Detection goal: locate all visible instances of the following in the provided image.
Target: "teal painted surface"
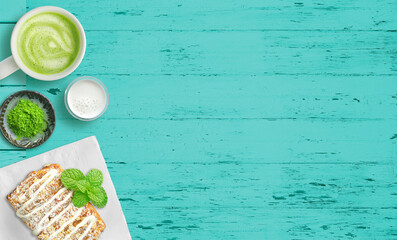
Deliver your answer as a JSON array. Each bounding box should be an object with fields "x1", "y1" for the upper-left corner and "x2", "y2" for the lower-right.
[
  {"x1": 1, "y1": 0, "x2": 397, "y2": 239},
  {"x1": 0, "y1": 0, "x2": 25, "y2": 22}
]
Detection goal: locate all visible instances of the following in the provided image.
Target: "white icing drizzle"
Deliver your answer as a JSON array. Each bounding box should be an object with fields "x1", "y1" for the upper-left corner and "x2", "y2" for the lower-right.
[
  {"x1": 16, "y1": 169, "x2": 58, "y2": 217},
  {"x1": 64, "y1": 215, "x2": 97, "y2": 240},
  {"x1": 32, "y1": 190, "x2": 73, "y2": 235},
  {"x1": 18, "y1": 187, "x2": 68, "y2": 218},
  {"x1": 47, "y1": 207, "x2": 84, "y2": 240},
  {"x1": 14, "y1": 169, "x2": 98, "y2": 239},
  {"x1": 34, "y1": 204, "x2": 73, "y2": 236}
]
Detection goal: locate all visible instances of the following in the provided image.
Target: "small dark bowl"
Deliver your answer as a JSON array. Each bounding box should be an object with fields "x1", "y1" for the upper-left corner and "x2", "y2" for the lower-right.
[{"x1": 0, "y1": 90, "x2": 56, "y2": 149}]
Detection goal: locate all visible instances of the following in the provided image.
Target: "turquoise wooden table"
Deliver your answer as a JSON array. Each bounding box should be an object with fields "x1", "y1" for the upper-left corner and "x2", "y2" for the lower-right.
[{"x1": 1, "y1": 0, "x2": 397, "y2": 239}]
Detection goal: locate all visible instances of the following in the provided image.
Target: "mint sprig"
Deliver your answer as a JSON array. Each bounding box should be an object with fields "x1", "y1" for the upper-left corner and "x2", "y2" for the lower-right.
[
  {"x1": 60, "y1": 169, "x2": 85, "y2": 191},
  {"x1": 61, "y1": 168, "x2": 108, "y2": 208},
  {"x1": 88, "y1": 186, "x2": 108, "y2": 208},
  {"x1": 73, "y1": 191, "x2": 90, "y2": 208},
  {"x1": 76, "y1": 179, "x2": 91, "y2": 193},
  {"x1": 86, "y1": 169, "x2": 103, "y2": 187}
]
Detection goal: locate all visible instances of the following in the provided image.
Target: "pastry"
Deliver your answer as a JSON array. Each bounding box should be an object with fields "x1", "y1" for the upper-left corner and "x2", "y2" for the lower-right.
[{"x1": 7, "y1": 164, "x2": 106, "y2": 240}]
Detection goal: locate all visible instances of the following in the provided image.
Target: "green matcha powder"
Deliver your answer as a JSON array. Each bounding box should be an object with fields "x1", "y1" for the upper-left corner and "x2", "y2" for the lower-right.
[{"x1": 7, "y1": 99, "x2": 47, "y2": 139}]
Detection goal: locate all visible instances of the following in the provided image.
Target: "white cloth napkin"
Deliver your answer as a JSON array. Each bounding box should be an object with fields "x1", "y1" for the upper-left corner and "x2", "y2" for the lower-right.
[{"x1": 0, "y1": 136, "x2": 132, "y2": 240}]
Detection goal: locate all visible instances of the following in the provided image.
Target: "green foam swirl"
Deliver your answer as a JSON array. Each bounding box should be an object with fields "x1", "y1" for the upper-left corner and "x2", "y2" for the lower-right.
[{"x1": 17, "y1": 12, "x2": 80, "y2": 75}]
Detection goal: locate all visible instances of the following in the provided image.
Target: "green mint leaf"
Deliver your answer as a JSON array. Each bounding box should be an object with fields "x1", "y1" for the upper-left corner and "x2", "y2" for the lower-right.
[
  {"x1": 88, "y1": 186, "x2": 108, "y2": 208},
  {"x1": 87, "y1": 186, "x2": 106, "y2": 202},
  {"x1": 76, "y1": 179, "x2": 91, "y2": 193},
  {"x1": 91, "y1": 198, "x2": 108, "y2": 208},
  {"x1": 86, "y1": 169, "x2": 103, "y2": 187},
  {"x1": 61, "y1": 169, "x2": 85, "y2": 191},
  {"x1": 72, "y1": 191, "x2": 90, "y2": 208}
]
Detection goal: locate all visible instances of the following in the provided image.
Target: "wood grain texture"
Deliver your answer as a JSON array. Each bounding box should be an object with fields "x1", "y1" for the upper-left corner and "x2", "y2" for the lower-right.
[
  {"x1": 68, "y1": 30, "x2": 397, "y2": 76},
  {"x1": 1, "y1": 0, "x2": 397, "y2": 239},
  {"x1": 26, "y1": 0, "x2": 397, "y2": 31},
  {"x1": 0, "y1": 0, "x2": 25, "y2": 22}
]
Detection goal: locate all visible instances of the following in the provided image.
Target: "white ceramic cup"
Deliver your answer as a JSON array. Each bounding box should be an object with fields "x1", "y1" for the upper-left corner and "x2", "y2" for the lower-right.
[{"x1": 0, "y1": 6, "x2": 86, "y2": 81}]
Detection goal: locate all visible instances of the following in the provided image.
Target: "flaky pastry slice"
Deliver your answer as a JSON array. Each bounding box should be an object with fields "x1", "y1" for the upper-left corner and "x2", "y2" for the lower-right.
[{"x1": 7, "y1": 164, "x2": 106, "y2": 240}]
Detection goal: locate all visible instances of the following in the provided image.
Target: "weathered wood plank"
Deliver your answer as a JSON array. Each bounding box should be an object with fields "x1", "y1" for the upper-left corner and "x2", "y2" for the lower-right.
[
  {"x1": 110, "y1": 163, "x2": 397, "y2": 239},
  {"x1": 69, "y1": 30, "x2": 397, "y2": 76},
  {"x1": 0, "y1": 24, "x2": 26, "y2": 85},
  {"x1": 27, "y1": 118, "x2": 397, "y2": 164},
  {"x1": 110, "y1": 163, "x2": 397, "y2": 208},
  {"x1": 0, "y1": 0, "x2": 25, "y2": 22},
  {"x1": 27, "y1": 0, "x2": 397, "y2": 31},
  {"x1": 0, "y1": 149, "x2": 26, "y2": 168},
  {"x1": 128, "y1": 207, "x2": 397, "y2": 239},
  {"x1": 28, "y1": 75, "x2": 397, "y2": 120}
]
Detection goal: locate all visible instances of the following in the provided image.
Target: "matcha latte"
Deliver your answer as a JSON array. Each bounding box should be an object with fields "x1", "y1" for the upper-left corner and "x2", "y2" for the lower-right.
[{"x1": 17, "y1": 12, "x2": 80, "y2": 75}]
